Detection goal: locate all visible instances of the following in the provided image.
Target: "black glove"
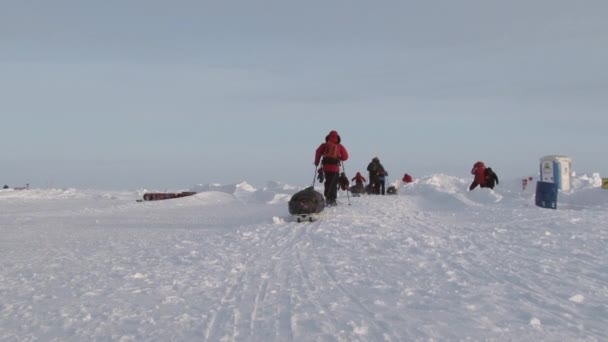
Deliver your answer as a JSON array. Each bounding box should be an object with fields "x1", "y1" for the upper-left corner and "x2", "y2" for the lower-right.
[{"x1": 317, "y1": 169, "x2": 325, "y2": 183}]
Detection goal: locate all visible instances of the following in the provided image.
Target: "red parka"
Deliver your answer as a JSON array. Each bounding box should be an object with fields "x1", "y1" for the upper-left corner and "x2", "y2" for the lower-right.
[
  {"x1": 351, "y1": 172, "x2": 367, "y2": 184},
  {"x1": 402, "y1": 173, "x2": 413, "y2": 183},
  {"x1": 314, "y1": 131, "x2": 349, "y2": 173},
  {"x1": 471, "y1": 161, "x2": 486, "y2": 185}
]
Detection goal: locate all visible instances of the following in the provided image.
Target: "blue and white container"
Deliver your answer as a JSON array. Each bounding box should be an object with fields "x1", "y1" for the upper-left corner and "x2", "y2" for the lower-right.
[
  {"x1": 539, "y1": 155, "x2": 572, "y2": 191},
  {"x1": 535, "y1": 181, "x2": 558, "y2": 209}
]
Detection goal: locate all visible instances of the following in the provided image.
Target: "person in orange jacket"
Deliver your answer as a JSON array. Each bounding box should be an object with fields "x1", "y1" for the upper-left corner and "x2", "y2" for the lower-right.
[
  {"x1": 314, "y1": 130, "x2": 349, "y2": 206},
  {"x1": 469, "y1": 161, "x2": 487, "y2": 191}
]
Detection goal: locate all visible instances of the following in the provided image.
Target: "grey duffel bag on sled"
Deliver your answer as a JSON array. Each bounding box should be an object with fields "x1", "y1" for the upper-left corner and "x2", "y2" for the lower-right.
[{"x1": 288, "y1": 186, "x2": 325, "y2": 215}]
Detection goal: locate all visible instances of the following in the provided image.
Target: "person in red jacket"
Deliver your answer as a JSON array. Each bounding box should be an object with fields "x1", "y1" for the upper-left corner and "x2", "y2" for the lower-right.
[
  {"x1": 402, "y1": 173, "x2": 413, "y2": 184},
  {"x1": 351, "y1": 172, "x2": 366, "y2": 186},
  {"x1": 469, "y1": 161, "x2": 486, "y2": 191},
  {"x1": 314, "y1": 130, "x2": 349, "y2": 206},
  {"x1": 350, "y1": 172, "x2": 366, "y2": 196}
]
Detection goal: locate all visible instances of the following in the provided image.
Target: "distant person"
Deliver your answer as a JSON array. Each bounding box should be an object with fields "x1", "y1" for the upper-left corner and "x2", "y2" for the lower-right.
[
  {"x1": 377, "y1": 170, "x2": 388, "y2": 195},
  {"x1": 469, "y1": 161, "x2": 498, "y2": 190},
  {"x1": 350, "y1": 172, "x2": 366, "y2": 196},
  {"x1": 314, "y1": 130, "x2": 349, "y2": 206},
  {"x1": 351, "y1": 172, "x2": 366, "y2": 187},
  {"x1": 522, "y1": 176, "x2": 533, "y2": 191},
  {"x1": 2, "y1": 185, "x2": 8, "y2": 189},
  {"x1": 366, "y1": 157, "x2": 385, "y2": 194},
  {"x1": 402, "y1": 173, "x2": 413, "y2": 184}
]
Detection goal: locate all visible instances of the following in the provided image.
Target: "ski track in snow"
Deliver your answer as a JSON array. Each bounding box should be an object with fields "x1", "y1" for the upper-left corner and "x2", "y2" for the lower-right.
[{"x1": 1, "y1": 178, "x2": 607, "y2": 341}]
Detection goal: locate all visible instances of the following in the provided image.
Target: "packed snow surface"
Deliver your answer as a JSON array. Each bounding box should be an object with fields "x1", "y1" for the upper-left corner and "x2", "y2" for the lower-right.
[{"x1": 1, "y1": 175, "x2": 607, "y2": 341}]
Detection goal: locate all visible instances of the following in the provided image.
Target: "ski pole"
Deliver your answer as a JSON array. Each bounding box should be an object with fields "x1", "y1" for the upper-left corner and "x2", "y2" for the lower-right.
[
  {"x1": 312, "y1": 165, "x2": 318, "y2": 187},
  {"x1": 341, "y1": 162, "x2": 351, "y2": 205}
]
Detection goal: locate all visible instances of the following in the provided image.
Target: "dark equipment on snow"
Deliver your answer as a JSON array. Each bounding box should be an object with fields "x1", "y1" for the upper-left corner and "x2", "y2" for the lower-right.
[
  {"x1": 386, "y1": 186, "x2": 397, "y2": 195},
  {"x1": 338, "y1": 172, "x2": 349, "y2": 191},
  {"x1": 350, "y1": 184, "x2": 365, "y2": 196},
  {"x1": 142, "y1": 191, "x2": 197, "y2": 201},
  {"x1": 365, "y1": 183, "x2": 375, "y2": 195},
  {"x1": 288, "y1": 186, "x2": 326, "y2": 215}
]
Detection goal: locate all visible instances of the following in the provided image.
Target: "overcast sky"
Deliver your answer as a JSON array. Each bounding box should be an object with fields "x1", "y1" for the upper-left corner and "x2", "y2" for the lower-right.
[{"x1": 2, "y1": 0, "x2": 607, "y2": 189}]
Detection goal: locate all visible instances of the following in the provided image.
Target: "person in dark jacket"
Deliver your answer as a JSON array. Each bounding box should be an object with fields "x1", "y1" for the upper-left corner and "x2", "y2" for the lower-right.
[
  {"x1": 367, "y1": 157, "x2": 385, "y2": 194},
  {"x1": 314, "y1": 130, "x2": 349, "y2": 206}
]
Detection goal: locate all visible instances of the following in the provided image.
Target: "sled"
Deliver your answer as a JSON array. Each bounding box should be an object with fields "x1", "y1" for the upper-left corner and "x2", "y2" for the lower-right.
[
  {"x1": 349, "y1": 184, "x2": 365, "y2": 197},
  {"x1": 142, "y1": 191, "x2": 197, "y2": 201},
  {"x1": 293, "y1": 213, "x2": 321, "y2": 223}
]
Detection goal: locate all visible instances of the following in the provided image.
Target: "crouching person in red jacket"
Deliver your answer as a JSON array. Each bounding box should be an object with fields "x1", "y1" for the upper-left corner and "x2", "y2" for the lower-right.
[
  {"x1": 469, "y1": 161, "x2": 486, "y2": 191},
  {"x1": 350, "y1": 172, "x2": 366, "y2": 196}
]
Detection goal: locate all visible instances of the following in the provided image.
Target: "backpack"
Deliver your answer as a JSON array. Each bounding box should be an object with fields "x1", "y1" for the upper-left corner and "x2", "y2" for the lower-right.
[
  {"x1": 377, "y1": 166, "x2": 386, "y2": 180},
  {"x1": 484, "y1": 167, "x2": 498, "y2": 188},
  {"x1": 322, "y1": 142, "x2": 340, "y2": 165}
]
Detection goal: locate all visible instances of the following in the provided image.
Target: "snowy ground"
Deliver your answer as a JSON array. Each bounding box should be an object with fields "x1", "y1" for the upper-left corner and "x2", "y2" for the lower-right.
[{"x1": 1, "y1": 174, "x2": 607, "y2": 341}]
